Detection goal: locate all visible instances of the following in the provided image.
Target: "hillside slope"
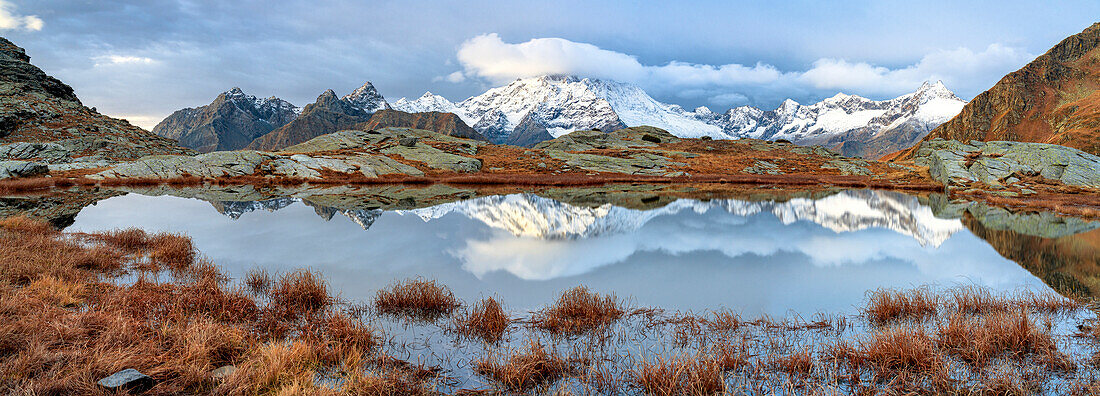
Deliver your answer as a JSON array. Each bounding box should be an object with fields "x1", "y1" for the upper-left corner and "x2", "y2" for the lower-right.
[
  {"x1": 358, "y1": 109, "x2": 487, "y2": 141},
  {"x1": 0, "y1": 37, "x2": 190, "y2": 160},
  {"x1": 895, "y1": 23, "x2": 1100, "y2": 159}
]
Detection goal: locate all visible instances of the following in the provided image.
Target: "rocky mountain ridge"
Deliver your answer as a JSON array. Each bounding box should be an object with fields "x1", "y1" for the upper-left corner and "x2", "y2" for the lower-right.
[
  {"x1": 390, "y1": 76, "x2": 965, "y2": 155},
  {"x1": 152, "y1": 87, "x2": 299, "y2": 152}
]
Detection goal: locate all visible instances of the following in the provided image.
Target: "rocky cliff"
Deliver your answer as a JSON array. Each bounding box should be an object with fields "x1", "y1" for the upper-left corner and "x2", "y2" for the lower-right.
[
  {"x1": 896, "y1": 23, "x2": 1100, "y2": 159},
  {"x1": 152, "y1": 88, "x2": 298, "y2": 152},
  {"x1": 0, "y1": 37, "x2": 191, "y2": 162}
]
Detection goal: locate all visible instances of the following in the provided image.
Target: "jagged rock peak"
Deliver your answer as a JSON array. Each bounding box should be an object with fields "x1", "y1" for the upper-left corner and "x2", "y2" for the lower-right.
[{"x1": 341, "y1": 82, "x2": 390, "y2": 113}]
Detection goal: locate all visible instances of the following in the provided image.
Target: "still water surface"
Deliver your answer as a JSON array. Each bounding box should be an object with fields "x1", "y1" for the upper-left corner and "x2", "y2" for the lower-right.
[{"x1": 64, "y1": 189, "x2": 1063, "y2": 316}]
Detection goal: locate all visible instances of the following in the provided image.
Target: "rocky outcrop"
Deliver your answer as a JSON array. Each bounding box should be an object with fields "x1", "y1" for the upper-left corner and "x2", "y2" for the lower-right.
[
  {"x1": 898, "y1": 23, "x2": 1100, "y2": 158},
  {"x1": 281, "y1": 127, "x2": 485, "y2": 154},
  {"x1": 533, "y1": 126, "x2": 680, "y2": 151},
  {"x1": 380, "y1": 142, "x2": 482, "y2": 173},
  {"x1": 152, "y1": 88, "x2": 298, "y2": 152},
  {"x1": 89, "y1": 150, "x2": 425, "y2": 180},
  {"x1": 0, "y1": 141, "x2": 70, "y2": 163},
  {"x1": 358, "y1": 109, "x2": 486, "y2": 141},
  {"x1": 0, "y1": 160, "x2": 47, "y2": 179},
  {"x1": 247, "y1": 90, "x2": 372, "y2": 151},
  {"x1": 0, "y1": 37, "x2": 191, "y2": 160},
  {"x1": 912, "y1": 139, "x2": 1100, "y2": 188}
]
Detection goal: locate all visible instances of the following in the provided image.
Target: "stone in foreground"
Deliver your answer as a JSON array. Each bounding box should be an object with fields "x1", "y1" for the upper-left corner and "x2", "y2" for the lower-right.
[{"x1": 97, "y1": 368, "x2": 154, "y2": 392}]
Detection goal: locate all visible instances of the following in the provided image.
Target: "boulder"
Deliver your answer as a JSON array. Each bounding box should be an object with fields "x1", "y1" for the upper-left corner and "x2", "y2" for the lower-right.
[
  {"x1": 913, "y1": 139, "x2": 1100, "y2": 188},
  {"x1": 97, "y1": 368, "x2": 153, "y2": 392},
  {"x1": 399, "y1": 137, "x2": 418, "y2": 147},
  {"x1": 0, "y1": 160, "x2": 47, "y2": 179}
]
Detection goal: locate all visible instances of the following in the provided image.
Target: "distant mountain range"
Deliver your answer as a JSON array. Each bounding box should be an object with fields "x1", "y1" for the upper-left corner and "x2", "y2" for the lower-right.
[{"x1": 154, "y1": 75, "x2": 965, "y2": 158}]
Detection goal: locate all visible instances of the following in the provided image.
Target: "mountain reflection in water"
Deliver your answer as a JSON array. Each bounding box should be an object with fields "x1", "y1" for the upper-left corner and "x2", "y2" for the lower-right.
[{"x1": 62, "y1": 189, "x2": 1095, "y2": 314}]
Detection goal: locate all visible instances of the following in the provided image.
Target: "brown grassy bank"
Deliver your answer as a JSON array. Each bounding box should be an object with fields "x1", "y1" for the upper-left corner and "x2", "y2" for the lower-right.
[{"x1": 3, "y1": 218, "x2": 1100, "y2": 394}]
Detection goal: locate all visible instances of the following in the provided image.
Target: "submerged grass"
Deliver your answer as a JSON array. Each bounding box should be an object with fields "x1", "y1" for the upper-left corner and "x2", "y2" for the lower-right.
[
  {"x1": 453, "y1": 296, "x2": 510, "y2": 343},
  {"x1": 531, "y1": 286, "x2": 624, "y2": 336},
  {"x1": 1, "y1": 217, "x2": 1097, "y2": 394},
  {"x1": 373, "y1": 278, "x2": 460, "y2": 321}
]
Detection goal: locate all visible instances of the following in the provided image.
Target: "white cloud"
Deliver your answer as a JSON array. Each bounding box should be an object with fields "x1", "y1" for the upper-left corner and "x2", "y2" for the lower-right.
[
  {"x1": 0, "y1": 0, "x2": 42, "y2": 31},
  {"x1": 453, "y1": 34, "x2": 1036, "y2": 107},
  {"x1": 457, "y1": 33, "x2": 648, "y2": 83},
  {"x1": 94, "y1": 55, "x2": 157, "y2": 67},
  {"x1": 799, "y1": 44, "x2": 1034, "y2": 97},
  {"x1": 435, "y1": 71, "x2": 466, "y2": 83}
]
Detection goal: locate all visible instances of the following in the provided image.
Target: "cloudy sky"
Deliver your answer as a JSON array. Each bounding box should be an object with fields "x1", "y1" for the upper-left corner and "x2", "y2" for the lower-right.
[{"x1": 3, "y1": 1, "x2": 1097, "y2": 129}]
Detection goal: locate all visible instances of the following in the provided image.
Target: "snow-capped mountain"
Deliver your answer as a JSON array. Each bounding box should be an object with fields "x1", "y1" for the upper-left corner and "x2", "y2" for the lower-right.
[
  {"x1": 709, "y1": 81, "x2": 965, "y2": 148},
  {"x1": 455, "y1": 75, "x2": 630, "y2": 143},
  {"x1": 341, "y1": 82, "x2": 391, "y2": 113},
  {"x1": 398, "y1": 190, "x2": 963, "y2": 247},
  {"x1": 392, "y1": 92, "x2": 466, "y2": 116},
  {"x1": 389, "y1": 76, "x2": 962, "y2": 154}
]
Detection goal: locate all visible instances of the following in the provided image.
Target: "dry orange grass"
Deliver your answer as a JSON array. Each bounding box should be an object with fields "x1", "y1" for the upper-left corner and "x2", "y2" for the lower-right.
[
  {"x1": 531, "y1": 286, "x2": 623, "y2": 336},
  {"x1": 147, "y1": 233, "x2": 195, "y2": 270},
  {"x1": 864, "y1": 287, "x2": 939, "y2": 325},
  {"x1": 475, "y1": 339, "x2": 574, "y2": 393},
  {"x1": 631, "y1": 354, "x2": 725, "y2": 396},
  {"x1": 0, "y1": 218, "x2": 396, "y2": 395},
  {"x1": 453, "y1": 296, "x2": 510, "y2": 343},
  {"x1": 768, "y1": 347, "x2": 814, "y2": 377},
  {"x1": 244, "y1": 268, "x2": 273, "y2": 296},
  {"x1": 858, "y1": 325, "x2": 946, "y2": 385},
  {"x1": 373, "y1": 278, "x2": 460, "y2": 321},
  {"x1": 936, "y1": 310, "x2": 1072, "y2": 371}
]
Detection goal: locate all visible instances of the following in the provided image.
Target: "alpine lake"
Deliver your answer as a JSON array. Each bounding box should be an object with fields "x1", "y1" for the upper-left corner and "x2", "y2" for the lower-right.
[{"x1": 5, "y1": 183, "x2": 1100, "y2": 392}]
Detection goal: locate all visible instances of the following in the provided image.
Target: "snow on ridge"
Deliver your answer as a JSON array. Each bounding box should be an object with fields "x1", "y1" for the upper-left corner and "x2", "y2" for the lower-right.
[{"x1": 376, "y1": 75, "x2": 965, "y2": 145}]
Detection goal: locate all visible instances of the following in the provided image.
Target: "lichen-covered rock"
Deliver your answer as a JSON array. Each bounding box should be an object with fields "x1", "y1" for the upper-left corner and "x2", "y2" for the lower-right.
[
  {"x1": 533, "y1": 126, "x2": 680, "y2": 151},
  {"x1": 90, "y1": 149, "x2": 429, "y2": 180},
  {"x1": 0, "y1": 160, "x2": 47, "y2": 179},
  {"x1": 744, "y1": 160, "x2": 782, "y2": 175},
  {"x1": 0, "y1": 141, "x2": 70, "y2": 163},
  {"x1": 545, "y1": 150, "x2": 683, "y2": 176},
  {"x1": 821, "y1": 158, "x2": 872, "y2": 175},
  {"x1": 92, "y1": 151, "x2": 275, "y2": 179},
  {"x1": 913, "y1": 139, "x2": 1100, "y2": 188},
  {"x1": 381, "y1": 144, "x2": 481, "y2": 173},
  {"x1": 282, "y1": 127, "x2": 485, "y2": 154}
]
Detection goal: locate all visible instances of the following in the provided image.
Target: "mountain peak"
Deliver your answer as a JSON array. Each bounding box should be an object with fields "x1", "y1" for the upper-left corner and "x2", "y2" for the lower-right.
[
  {"x1": 777, "y1": 98, "x2": 801, "y2": 112},
  {"x1": 341, "y1": 82, "x2": 389, "y2": 113}
]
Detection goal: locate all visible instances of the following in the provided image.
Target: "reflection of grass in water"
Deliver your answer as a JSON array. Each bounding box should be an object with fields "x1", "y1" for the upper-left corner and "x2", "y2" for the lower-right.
[{"x1": 5, "y1": 216, "x2": 1100, "y2": 394}]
